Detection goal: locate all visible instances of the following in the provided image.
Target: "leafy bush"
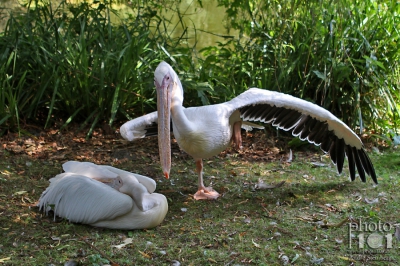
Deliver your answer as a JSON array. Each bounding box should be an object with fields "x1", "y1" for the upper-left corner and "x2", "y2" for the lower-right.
[
  {"x1": 201, "y1": 0, "x2": 400, "y2": 140},
  {"x1": 0, "y1": 0, "x2": 398, "y2": 142},
  {"x1": 0, "y1": 0, "x2": 171, "y2": 136}
]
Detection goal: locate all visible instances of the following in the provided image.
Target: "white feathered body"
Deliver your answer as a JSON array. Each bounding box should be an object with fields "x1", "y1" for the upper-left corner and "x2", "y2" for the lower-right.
[
  {"x1": 120, "y1": 62, "x2": 376, "y2": 184},
  {"x1": 38, "y1": 162, "x2": 168, "y2": 230},
  {"x1": 172, "y1": 104, "x2": 240, "y2": 159}
]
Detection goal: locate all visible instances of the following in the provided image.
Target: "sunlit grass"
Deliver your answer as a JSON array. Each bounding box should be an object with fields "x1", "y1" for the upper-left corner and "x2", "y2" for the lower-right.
[{"x1": 0, "y1": 135, "x2": 399, "y2": 265}]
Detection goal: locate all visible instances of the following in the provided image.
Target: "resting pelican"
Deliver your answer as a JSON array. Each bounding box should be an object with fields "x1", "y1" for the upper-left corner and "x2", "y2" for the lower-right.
[
  {"x1": 120, "y1": 61, "x2": 377, "y2": 200},
  {"x1": 38, "y1": 161, "x2": 168, "y2": 229}
]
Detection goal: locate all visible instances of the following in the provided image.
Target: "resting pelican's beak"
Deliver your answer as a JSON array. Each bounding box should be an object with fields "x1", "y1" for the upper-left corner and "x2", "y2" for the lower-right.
[{"x1": 155, "y1": 75, "x2": 172, "y2": 179}]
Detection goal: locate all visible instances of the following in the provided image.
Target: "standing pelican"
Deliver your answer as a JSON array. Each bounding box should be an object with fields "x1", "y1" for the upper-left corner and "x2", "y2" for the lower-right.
[
  {"x1": 38, "y1": 161, "x2": 168, "y2": 229},
  {"x1": 120, "y1": 61, "x2": 377, "y2": 200}
]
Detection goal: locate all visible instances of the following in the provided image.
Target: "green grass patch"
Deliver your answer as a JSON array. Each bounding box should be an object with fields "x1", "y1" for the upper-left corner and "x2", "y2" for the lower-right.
[
  {"x1": 0, "y1": 0, "x2": 399, "y2": 142},
  {"x1": 0, "y1": 134, "x2": 399, "y2": 265}
]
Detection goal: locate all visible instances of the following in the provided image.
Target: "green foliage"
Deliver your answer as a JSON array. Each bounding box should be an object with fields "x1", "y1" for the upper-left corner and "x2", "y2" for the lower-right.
[
  {"x1": 0, "y1": 0, "x2": 171, "y2": 136},
  {"x1": 87, "y1": 254, "x2": 109, "y2": 266},
  {"x1": 207, "y1": 0, "x2": 400, "y2": 138},
  {"x1": 0, "y1": 0, "x2": 399, "y2": 141}
]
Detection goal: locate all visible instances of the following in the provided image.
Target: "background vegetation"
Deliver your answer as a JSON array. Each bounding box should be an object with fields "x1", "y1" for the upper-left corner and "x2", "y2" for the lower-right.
[
  {"x1": 1, "y1": 1, "x2": 399, "y2": 265},
  {"x1": 0, "y1": 0, "x2": 399, "y2": 141}
]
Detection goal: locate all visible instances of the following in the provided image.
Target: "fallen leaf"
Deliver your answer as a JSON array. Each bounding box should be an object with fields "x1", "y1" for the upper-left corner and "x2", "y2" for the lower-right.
[
  {"x1": 310, "y1": 162, "x2": 326, "y2": 168},
  {"x1": 337, "y1": 256, "x2": 356, "y2": 262},
  {"x1": 364, "y1": 197, "x2": 379, "y2": 204},
  {"x1": 0, "y1": 257, "x2": 11, "y2": 263},
  {"x1": 14, "y1": 191, "x2": 27, "y2": 195},
  {"x1": 255, "y1": 180, "x2": 285, "y2": 190},
  {"x1": 138, "y1": 250, "x2": 152, "y2": 259},
  {"x1": 310, "y1": 257, "x2": 324, "y2": 264},
  {"x1": 335, "y1": 238, "x2": 343, "y2": 244},
  {"x1": 0, "y1": 170, "x2": 11, "y2": 176},
  {"x1": 252, "y1": 239, "x2": 260, "y2": 248},
  {"x1": 112, "y1": 238, "x2": 133, "y2": 249},
  {"x1": 56, "y1": 245, "x2": 70, "y2": 250},
  {"x1": 291, "y1": 254, "x2": 300, "y2": 263}
]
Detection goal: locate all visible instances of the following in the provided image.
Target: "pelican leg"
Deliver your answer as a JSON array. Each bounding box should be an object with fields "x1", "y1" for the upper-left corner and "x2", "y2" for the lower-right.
[
  {"x1": 231, "y1": 121, "x2": 243, "y2": 149},
  {"x1": 193, "y1": 159, "x2": 220, "y2": 200}
]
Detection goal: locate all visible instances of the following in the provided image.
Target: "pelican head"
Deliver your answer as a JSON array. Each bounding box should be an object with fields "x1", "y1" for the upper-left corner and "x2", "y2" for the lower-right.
[{"x1": 154, "y1": 61, "x2": 180, "y2": 179}]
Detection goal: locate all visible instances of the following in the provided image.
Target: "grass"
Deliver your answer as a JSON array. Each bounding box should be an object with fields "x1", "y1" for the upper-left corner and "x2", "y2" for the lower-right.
[
  {"x1": 0, "y1": 0, "x2": 170, "y2": 136},
  {"x1": 0, "y1": 1, "x2": 399, "y2": 265},
  {"x1": 0, "y1": 130, "x2": 399, "y2": 265}
]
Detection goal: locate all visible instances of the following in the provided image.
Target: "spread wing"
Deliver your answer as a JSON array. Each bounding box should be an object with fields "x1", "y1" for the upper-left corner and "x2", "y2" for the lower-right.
[
  {"x1": 225, "y1": 88, "x2": 376, "y2": 183},
  {"x1": 120, "y1": 111, "x2": 159, "y2": 141}
]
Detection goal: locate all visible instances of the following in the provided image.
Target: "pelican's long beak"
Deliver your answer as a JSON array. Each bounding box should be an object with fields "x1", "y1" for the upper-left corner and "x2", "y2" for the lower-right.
[{"x1": 155, "y1": 75, "x2": 172, "y2": 179}]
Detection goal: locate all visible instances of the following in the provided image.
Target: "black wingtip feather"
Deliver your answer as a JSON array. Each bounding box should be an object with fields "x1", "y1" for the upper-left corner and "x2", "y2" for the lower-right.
[
  {"x1": 239, "y1": 103, "x2": 378, "y2": 184},
  {"x1": 358, "y1": 149, "x2": 378, "y2": 184},
  {"x1": 329, "y1": 140, "x2": 338, "y2": 165},
  {"x1": 346, "y1": 146, "x2": 356, "y2": 181},
  {"x1": 335, "y1": 138, "x2": 345, "y2": 174},
  {"x1": 352, "y1": 147, "x2": 366, "y2": 182}
]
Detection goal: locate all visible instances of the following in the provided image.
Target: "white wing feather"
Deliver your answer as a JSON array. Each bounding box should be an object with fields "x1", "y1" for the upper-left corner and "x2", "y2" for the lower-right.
[
  {"x1": 39, "y1": 173, "x2": 133, "y2": 224},
  {"x1": 120, "y1": 111, "x2": 158, "y2": 141},
  {"x1": 226, "y1": 88, "x2": 362, "y2": 148},
  {"x1": 62, "y1": 161, "x2": 119, "y2": 179}
]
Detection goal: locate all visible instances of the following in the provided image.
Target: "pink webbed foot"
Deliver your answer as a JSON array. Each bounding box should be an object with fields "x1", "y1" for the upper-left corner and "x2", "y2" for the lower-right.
[{"x1": 193, "y1": 187, "x2": 220, "y2": 200}]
